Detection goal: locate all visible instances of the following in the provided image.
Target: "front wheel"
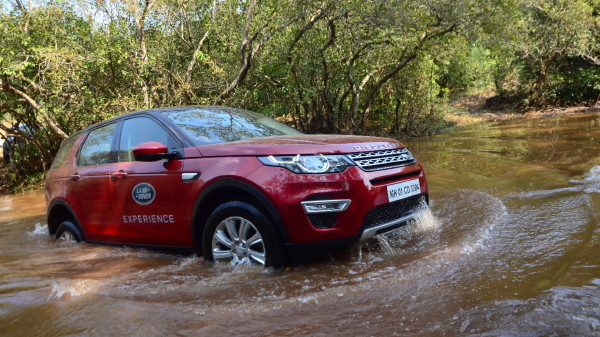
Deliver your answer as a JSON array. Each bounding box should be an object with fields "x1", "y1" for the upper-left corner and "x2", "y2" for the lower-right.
[
  {"x1": 54, "y1": 220, "x2": 83, "y2": 242},
  {"x1": 202, "y1": 201, "x2": 287, "y2": 267}
]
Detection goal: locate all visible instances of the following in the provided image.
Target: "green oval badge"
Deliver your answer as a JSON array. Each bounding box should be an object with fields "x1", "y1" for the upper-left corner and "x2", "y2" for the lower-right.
[{"x1": 132, "y1": 183, "x2": 156, "y2": 205}]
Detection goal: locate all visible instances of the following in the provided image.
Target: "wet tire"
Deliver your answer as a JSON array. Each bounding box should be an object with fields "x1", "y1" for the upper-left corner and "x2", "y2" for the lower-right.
[
  {"x1": 202, "y1": 201, "x2": 287, "y2": 267},
  {"x1": 54, "y1": 220, "x2": 83, "y2": 242}
]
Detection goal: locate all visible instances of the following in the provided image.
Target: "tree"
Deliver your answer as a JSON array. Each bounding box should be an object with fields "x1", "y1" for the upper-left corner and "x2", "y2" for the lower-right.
[
  {"x1": 0, "y1": 0, "x2": 597, "y2": 190},
  {"x1": 0, "y1": 3, "x2": 96, "y2": 172},
  {"x1": 489, "y1": 0, "x2": 599, "y2": 106},
  {"x1": 249, "y1": 0, "x2": 503, "y2": 135}
]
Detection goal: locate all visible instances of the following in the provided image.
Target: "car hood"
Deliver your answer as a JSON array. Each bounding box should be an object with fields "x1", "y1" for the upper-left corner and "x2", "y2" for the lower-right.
[{"x1": 196, "y1": 134, "x2": 406, "y2": 157}]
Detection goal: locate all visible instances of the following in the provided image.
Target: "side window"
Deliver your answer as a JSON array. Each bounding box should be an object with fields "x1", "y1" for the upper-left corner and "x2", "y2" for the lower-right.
[
  {"x1": 78, "y1": 123, "x2": 117, "y2": 166},
  {"x1": 118, "y1": 117, "x2": 177, "y2": 162},
  {"x1": 50, "y1": 135, "x2": 79, "y2": 169}
]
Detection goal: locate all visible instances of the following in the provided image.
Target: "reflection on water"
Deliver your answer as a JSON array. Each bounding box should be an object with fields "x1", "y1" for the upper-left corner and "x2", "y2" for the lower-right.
[{"x1": 2, "y1": 113, "x2": 600, "y2": 336}]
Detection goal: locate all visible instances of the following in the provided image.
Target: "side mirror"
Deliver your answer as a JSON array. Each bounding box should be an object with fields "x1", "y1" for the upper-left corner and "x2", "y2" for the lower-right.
[{"x1": 132, "y1": 141, "x2": 179, "y2": 162}]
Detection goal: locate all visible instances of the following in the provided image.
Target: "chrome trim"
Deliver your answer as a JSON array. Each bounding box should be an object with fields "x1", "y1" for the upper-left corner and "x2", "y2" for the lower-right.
[
  {"x1": 301, "y1": 199, "x2": 351, "y2": 214},
  {"x1": 347, "y1": 148, "x2": 416, "y2": 172},
  {"x1": 353, "y1": 143, "x2": 399, "y2": 151},
  {"x1": 357, "y1": 213, "x2": 416, "y2": 244},
  {"x1": 348, "y1": 148, "x2": 409, "y2": 159},
  {"x1": 182, "y1": 172, "x2": 200, "y2": 182}
]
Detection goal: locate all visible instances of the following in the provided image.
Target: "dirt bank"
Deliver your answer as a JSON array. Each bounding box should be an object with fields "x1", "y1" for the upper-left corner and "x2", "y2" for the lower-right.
[{"x1": 445, "y1": 94, "x2": 600, "y2": 126}]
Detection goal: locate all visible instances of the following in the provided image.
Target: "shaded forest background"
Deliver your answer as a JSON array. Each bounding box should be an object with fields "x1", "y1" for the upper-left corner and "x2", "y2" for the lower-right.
[{"x1": 0, "y1": 0, "x2": 599, "y2": 189}]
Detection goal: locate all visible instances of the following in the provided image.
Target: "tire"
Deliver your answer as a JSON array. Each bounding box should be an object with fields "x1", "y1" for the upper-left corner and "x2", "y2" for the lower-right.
[
  {"x1": 202, "y1": 201, "x2": 287, "y2": 267},
  {"x1": 54, "y1": 220, "x2": 84, "y2": 242}
]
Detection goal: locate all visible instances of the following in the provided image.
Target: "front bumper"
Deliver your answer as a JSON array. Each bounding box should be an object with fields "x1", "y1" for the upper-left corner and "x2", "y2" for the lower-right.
[
  {"x1": 246, "y1": 163, "x2": 428, "y2": 246},
  {"x1": 358, "y1": 208, "x2": 419, "y2": 244}
]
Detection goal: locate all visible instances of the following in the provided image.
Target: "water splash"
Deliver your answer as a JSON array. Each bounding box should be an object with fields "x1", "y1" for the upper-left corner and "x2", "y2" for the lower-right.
[
  {"x1": 373, "y1": 204, "x2": 440, "y2": 255},
  {"x1": 49, "y1": 279, "x2": 103, "y2": 299},
  {"x1": 512, "y1": 166, "x2": 600, "y2": 199},
  {"x1": 27, "y1": 223, "x2": 49, "y2": 236},
  {"x1": 446, "y1": 190, "x2": 506, "y2": 255},
  {"x1": 349, "y1": 200, "x2": 445, "y2": 263},
  {"x1": 571, "y1": 166, "x2": 600, "y2": 193},
  {"x1": 453, "y1": 285, "x2": 600, "y2": 336}
]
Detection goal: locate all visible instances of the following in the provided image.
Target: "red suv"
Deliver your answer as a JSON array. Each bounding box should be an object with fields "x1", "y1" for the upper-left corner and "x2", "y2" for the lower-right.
[{"x1": 45, "y1": 106, "x2": 428, "y2": 266}]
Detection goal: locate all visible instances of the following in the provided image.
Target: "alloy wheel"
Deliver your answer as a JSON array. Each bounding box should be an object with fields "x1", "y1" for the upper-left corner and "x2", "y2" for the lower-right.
[{"x1": 211, "y1": 216, "x2": 266, "y2": 266}]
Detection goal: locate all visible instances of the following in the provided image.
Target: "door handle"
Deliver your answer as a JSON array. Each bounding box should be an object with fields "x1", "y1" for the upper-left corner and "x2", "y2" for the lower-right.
[
  {"x1": 69, "y1": 174, "x2": 81, "y2": 181},
  {"x1": 111, "y1": 171, "x2": 128, "y2": 180}
]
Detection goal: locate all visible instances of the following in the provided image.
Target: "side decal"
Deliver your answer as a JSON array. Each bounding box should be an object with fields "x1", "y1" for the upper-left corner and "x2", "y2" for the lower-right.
[{"x1": 132, "y1": 183, "x2": 156, "y2": 205}]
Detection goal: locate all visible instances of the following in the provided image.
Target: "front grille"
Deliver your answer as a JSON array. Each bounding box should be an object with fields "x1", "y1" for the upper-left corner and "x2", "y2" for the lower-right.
[
  {"x1": 347, "y1": 148, "x2": 416, "y2": 171},
  {"x1": 362, "y1": 195, "x2": 425, "y2": 230}
]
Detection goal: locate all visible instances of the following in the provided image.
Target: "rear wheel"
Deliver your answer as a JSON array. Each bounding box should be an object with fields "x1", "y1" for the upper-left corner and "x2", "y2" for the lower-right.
[
  {"x1": 202, "y1": 201, "x2": 286, "y2": 267},
  {"x1": 55, "y1": 220, "x2": 83, "y2": 242}
]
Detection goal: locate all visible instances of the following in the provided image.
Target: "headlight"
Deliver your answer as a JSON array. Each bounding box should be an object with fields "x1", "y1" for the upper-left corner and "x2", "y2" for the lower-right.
[{"x1": 258, "y1": 154, "x2": 353, "y2": 174}]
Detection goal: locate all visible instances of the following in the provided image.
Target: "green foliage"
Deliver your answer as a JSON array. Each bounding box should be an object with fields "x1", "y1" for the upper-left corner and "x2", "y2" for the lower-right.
[
  {"x1": 436, "y1": 42, "x2": 496, "y2": 99},
  {"x1": 0, "y1": 0, "x2": 598, "y2": 191},
  {"x1": 489, "y1": 0, "x2": 599, "y2": 106}
]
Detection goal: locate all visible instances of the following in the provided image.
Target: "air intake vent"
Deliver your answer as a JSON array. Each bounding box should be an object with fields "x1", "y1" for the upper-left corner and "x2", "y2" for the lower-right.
[
  {"x1": 347, "y1": 148, "x2": 416, "y2": 171},
  {"x1": 362, "y1": 195, "x2": 425, "y2": 230}
]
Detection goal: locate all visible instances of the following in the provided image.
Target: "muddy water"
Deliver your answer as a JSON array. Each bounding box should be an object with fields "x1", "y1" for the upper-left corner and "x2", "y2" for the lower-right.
[{"x1": 2, "y1": 113, "x2": 600, "y2": 336}]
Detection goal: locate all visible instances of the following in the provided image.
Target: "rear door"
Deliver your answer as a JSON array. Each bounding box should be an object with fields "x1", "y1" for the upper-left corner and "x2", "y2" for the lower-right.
[
  {"x1": 66, "y1": 122, "x2": 121, "y2": 241},
  {"x1": 110, "y1": 116, "x2": 187, "y2": 246}
]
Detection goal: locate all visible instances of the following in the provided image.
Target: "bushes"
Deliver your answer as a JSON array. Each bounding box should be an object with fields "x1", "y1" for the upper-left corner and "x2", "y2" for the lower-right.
[
  {"x1": 0, "y1": 0, "x2": 598, "y2": 191},
  {"x1": 489, "y1": 0, "x2": 599, "y2": 107}
]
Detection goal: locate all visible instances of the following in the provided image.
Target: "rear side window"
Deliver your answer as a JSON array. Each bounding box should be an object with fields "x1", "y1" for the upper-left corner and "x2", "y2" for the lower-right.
[
  {"x1": 78, "y1": 123, "x2": 117, "y2": 166},
  {"x1": 118, "y1": 117, "x2": 178, "y2": 162},
  {"x1": 50, "y1": 136, "x2": 78, "y2": 170}
]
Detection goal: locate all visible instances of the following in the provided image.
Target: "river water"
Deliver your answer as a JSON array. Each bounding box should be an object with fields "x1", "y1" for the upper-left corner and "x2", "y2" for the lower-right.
[{"x1": 2, "y1": 113, "x2": 600, "y2": 336}]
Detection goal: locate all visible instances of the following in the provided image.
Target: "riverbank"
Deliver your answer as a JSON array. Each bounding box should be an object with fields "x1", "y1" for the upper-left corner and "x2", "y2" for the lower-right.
[
  {"x1": 0, "y1": 162, "x2": 46, "y2": 195},
  {"x1": 445, "y1": 94, "x2": 600, "y2": 127}
]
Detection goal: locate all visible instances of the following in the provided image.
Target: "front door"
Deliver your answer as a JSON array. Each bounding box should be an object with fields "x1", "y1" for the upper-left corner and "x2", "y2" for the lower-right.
[{"x1": 110, "y1": 116, "x2": 187, "y2": 246}]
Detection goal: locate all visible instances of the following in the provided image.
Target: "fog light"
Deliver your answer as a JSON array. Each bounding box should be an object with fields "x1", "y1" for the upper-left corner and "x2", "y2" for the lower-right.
[{"x1": 301, "y1": 199, "x2": 351, "y2": 214}]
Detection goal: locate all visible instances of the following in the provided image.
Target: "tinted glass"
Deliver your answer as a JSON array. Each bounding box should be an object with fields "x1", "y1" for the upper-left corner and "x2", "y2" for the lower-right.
[
  {"x1": 50, "y1": 135, "x2": 78, "y2": 169},
  {"x1": 118, "y1": 117, "x2": 178, "y2": 162},
  {"x1": 78, "y1": 123, "x2": 117, "y2": 166},
  {"x1": 162, "y1": 108, "x2": 302, "y2": 144}
]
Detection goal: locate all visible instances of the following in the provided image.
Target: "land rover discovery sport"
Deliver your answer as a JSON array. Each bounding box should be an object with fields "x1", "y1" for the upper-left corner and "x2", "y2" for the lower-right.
[{"x1": 45, "y1": 106, "x2": 429, "y2": 266}]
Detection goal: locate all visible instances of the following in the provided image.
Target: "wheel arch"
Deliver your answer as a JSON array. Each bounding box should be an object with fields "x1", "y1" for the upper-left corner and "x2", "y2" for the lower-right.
[
  {"x1": 47, "y1": 199, "x2": 85, "y2": 240},
  {"x1": 190, "y1": 177, "x2": 289, "y2": 255}
]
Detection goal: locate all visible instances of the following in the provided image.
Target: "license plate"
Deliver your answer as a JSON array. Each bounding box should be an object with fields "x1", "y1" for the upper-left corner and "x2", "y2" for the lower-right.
[{"x1": 387, "y1": 179, "x2": 421, "y2": 202}]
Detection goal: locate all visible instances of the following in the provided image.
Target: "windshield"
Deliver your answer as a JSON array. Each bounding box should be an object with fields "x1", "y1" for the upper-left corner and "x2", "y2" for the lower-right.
[{"x1": 162, "y1": 107, "x2": 302, "y2": 144}]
